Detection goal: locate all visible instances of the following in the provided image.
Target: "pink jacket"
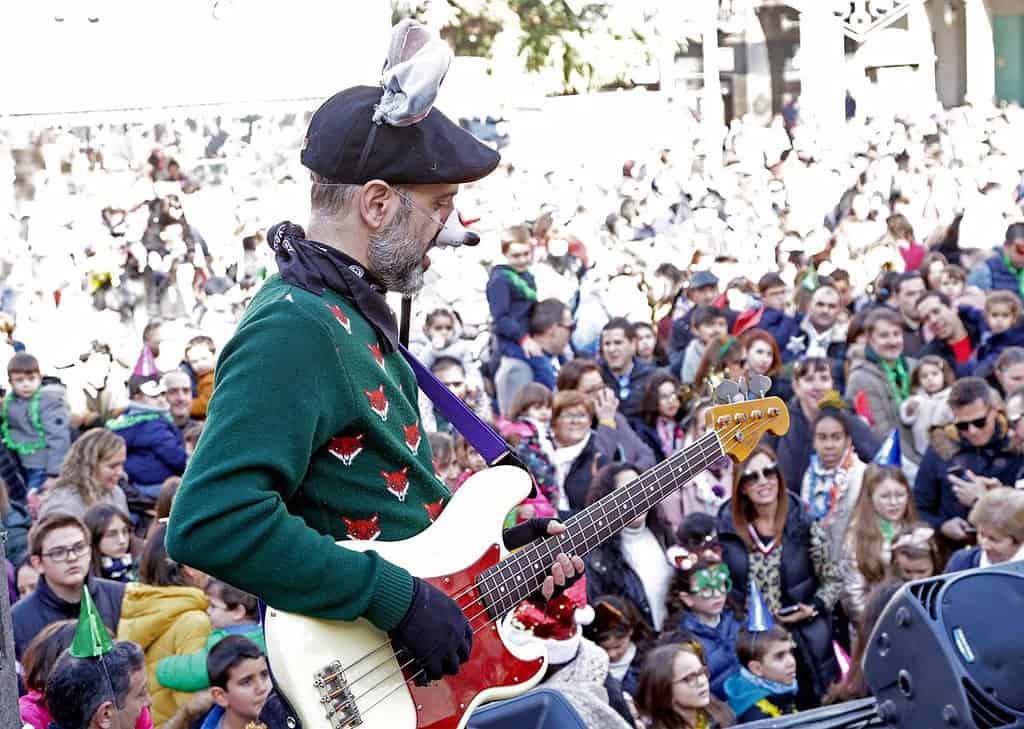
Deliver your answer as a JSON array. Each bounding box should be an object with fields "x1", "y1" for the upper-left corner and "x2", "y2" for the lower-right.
[{"x1": 21, "y1": 690, "x2": 155, "y2": 729}]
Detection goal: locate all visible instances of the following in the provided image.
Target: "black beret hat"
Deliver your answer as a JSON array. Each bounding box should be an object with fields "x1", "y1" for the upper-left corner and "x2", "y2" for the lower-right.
[{"x1": 301, "y1": 85, "x2": 500, "y2": 186}]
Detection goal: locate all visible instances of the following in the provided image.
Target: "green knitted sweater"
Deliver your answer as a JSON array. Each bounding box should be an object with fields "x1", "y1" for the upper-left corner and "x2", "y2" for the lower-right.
[{"x1": 166, "y1": 275, "x2": 448, "y2": 631}]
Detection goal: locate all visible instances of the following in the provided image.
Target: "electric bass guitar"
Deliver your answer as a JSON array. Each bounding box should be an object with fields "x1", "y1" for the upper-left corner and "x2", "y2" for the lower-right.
[{"x1": 264, "y1": 392, "x2": 789, "y2": 729}]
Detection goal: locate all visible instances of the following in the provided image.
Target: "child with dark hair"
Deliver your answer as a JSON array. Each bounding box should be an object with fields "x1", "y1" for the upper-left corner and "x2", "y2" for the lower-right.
[
  {"x1": 182, "y1": 335, "x2": 217, "y2": 420},
  {"x1": 665, "y1": 553, "x2": 741, "y2": 700},
  {"x1": 636, "y1": 642, "x2": 736, "y2": 729},
  {"x1": 681, "y1": 306, "x2": 728, "y2": 384},
  {"x1": 584, "y1": 594, "x2": 653, "y2": 696},
  {"x1": 723, "y1": 625, "x2": 799, "y2": 722},
  {"x1": 427, "y1": 431, "x2": 460, "y2": 489},
  {"x1": 503, "y1": 382, "x2": 558, "y2": 522},
  {"x1": 636, "y1": 371, "x2": 685, "y2": 463},
  {"x1": 4, "y1": 352, "x2": 71, "y2": 498},
  {"x1": 157, "y1": 579, "x2": 265, "y2": 693},
  {"x1": 203, "y1": 635, "x2": 272, "y2": 729},
  {"x1": 85, "y1": 503, "x2": 138, "y2": 582}
]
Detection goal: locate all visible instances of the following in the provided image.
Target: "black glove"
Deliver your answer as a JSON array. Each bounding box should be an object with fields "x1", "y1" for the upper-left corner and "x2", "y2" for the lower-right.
[
  {"x1": 390, "y1": 577, "x2": 473, "y2": 685},
  {"x1": 502, "y1": 518, "x2": 557, "y2": 551}
]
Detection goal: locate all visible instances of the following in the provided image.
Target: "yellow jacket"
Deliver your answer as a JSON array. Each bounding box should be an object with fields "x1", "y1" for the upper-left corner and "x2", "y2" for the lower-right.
[{"x1": 117, "y1": 583, "x2": 211, "y2": 726}]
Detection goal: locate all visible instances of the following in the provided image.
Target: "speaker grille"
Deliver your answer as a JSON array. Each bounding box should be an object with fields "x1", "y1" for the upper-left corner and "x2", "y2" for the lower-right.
[
  {"x1": 909, "y1": 578, "x2": 943, "y2": 620},
  {"x1": 963, "y1": 678, "x2": 1017, "y2": 729}
]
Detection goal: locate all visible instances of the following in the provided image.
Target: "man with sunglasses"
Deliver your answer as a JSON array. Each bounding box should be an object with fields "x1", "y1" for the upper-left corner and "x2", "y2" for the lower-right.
[
  {"x1": 913, "y1": 377, "x2": 1023, "y2": 546},
  {"x1": 12, "y1": 512, "x2": 125, "y2": 659}
]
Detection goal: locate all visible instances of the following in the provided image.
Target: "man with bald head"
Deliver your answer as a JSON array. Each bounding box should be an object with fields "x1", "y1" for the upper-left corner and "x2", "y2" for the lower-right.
[{"x1": 162, "y1": 370, "x2": 197, "y2": 436}]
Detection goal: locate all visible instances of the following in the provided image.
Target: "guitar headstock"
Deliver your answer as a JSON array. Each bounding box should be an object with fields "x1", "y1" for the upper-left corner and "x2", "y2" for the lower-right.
[{"x1": 705, "y1": 392, "x2": 790, "y2": 463}]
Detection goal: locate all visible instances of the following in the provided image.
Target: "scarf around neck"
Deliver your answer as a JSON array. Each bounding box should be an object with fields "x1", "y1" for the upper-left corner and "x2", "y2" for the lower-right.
[
  {"x1": 739, "y1": 667, "x2": 798, "y2": 696},
  {"x1": 805, "y1": 447, "x2": 856, "y2": 521},
  {"x1": 865, "y1": 346, "x2": 910, "y2": 404}
]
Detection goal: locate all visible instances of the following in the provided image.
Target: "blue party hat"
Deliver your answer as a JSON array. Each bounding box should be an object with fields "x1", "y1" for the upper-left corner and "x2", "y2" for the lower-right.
[
  {"x1": 746, "y1": 578, "x2": 775, "y2": 632},
  {"x1": 874, "y1": 429, "x2": 901, "y2": 467}
]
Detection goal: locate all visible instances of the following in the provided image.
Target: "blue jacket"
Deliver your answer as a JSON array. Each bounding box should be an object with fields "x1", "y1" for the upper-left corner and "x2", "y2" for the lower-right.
[
  {"x1": 106, "y1": 404, "x2": 187, "y2": 485},
  {"x1": 526, "y1": 352, "x2": 569, "y2": 391},
  {"x1": 945, "y1": 546, "x2": 983, "y2": 573},
  {"x1": 680, "y1": 609, "x2": 741, "y2": 700},
  {"x1": 913, "y1": 427, "x2": 1022, "y2": 529},
  {"x1": 971, "y1": 323, "x2": 1024, "y2": 378},
  {"x1": 724, "y1": 671, "x2": 798, "y2": 723},
  {"x1": 918, "y1": 305, "x2": 987, "y2": 376},
  {"x1": 758, "y1": 309, "x2": 803, "y2": 363},
  {"x1": 12, "y1": 574, "x2": 124, "y2": 659},
  {"x1": 486, "y1": 265, "x2": 536, "y2": 359},
  {"x1": 968, "y1": 252, "x2": 1021, "y2": 294}
]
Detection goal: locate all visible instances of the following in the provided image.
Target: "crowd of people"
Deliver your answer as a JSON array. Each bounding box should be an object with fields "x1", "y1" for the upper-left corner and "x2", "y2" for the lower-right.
[{"x1": 2, "y1": 90, "x2": 1024, "y2": 729}]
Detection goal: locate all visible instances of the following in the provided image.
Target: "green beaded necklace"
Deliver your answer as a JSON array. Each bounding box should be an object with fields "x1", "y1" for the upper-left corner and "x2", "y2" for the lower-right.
[{"x1": 1, "y1": 389, "x2": 47, "y2": 455}]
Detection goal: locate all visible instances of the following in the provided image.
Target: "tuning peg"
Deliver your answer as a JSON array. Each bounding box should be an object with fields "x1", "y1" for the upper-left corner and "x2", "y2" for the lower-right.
[{"x1": 748, "y1": 374, "x2": 772, "y2": 399}]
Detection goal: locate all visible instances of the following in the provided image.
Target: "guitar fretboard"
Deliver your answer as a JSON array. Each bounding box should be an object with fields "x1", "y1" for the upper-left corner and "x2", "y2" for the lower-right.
[{"x1": 476, "y1": 430, "x2": 724, "y2": 618}]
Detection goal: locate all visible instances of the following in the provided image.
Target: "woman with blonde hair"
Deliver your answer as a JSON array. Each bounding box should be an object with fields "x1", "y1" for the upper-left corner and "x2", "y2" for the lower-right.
[
  {"x1": 39, "y1": 429, "x2": 128, "y2": 520},
  {"x1": 839, "y1": 465, "x2": 918, "y2": 623},
  {"x1": 946, "y1": 488, "x2": 1024, "y2": 572}
]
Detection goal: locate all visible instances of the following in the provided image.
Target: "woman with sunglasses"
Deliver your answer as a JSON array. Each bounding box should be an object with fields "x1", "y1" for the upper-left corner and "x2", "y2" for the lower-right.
[
  {"x1": 716, "y1": 445, "x2": 842, "y2": 706},
  {"x1": 665, "y1": 553, "x2": 741, "y2": 701},
  {"x1": 636, "y1": 642, "x2": 735, "y2": 729}
]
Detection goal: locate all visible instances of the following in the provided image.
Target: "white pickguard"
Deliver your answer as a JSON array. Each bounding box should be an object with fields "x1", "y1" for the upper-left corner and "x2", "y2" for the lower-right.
[{"x1": 264, "y1": 466, "x2": 547, "y2": 729}]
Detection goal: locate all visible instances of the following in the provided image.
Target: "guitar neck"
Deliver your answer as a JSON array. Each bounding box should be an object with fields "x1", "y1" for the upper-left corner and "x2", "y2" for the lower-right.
[{"x1": 478, "y1": 431, "x2": 725, "y2": 618}]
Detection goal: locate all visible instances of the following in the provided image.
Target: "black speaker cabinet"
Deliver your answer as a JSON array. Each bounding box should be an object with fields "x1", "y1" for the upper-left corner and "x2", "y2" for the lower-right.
[{"x1": 864, "y1": 561, "x2": 1024, "y2": 729}]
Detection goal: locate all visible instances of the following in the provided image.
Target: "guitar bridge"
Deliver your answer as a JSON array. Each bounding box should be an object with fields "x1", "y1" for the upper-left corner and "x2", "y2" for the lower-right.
[{"x1": 314, "y1": 660, "x2": 363, "y2": 729}]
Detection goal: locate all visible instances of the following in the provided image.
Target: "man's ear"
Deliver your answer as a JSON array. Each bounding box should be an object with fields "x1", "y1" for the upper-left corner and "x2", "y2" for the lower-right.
[
  {"x1": 359, "y1": 180, "x2": 394, "y2": 230},
  {"x1": 93, "y1": 700, "x2": 116, "y2": 728},
  {"x1": 211, "y1": 685, "x2": 229, "y2": 709}
]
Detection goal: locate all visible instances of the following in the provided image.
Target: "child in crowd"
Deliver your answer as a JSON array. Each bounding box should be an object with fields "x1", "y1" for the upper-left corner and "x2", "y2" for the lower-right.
[
  {"x1": 666, "y1": 552, "x2": 741, "y2": 700},
  {"x1": 504, "y1": 383, "x2": 557, "y2": 523},
  {"x1": 16, "y1": 562, "x2": 37, "y2": 599},
  {"x1": 724, "y1": 625, "x2": 799, "y2": 722},
  {"x1": 634, "y1": 321, "x2": 669, "y2": 367},
  {"x1": 427, "y1": 431, "x2": 460, "y2": 489},
  {"x1": 583, "y1": 594, "x2": 653, "y2": 697},
  {"x1": 4, "y1": 352, "x2": 71, "y2": 499},
  {"x1": 801, "y1": 399, "x2": 867, "y2": 555},
  {"x1": 182, "y1": 335, "x2": 217, "y2": 420},
  {"x1": 636, "y1": 371, "x2": 685, "y2": 462},
  {"x1": 939, "y1": 264, "x2": 966, "y2": 301},
  {"x1": 899, "y1": 356, "x2": 954, "y2": 458},
  {"x1": 201, "y1": 636, "x2": 272, "y2": 729},
  {"x1": 182, "y1": 422, "x2": 204, "y2": 456},
  {"x1": 891, "y1": 524, "x2": 944, "y2": 580},
  {"x1": 20, "y1": 620, "x2": 156, "y2": 729},
  {"x1": 972, "y1": 291, "x2": 1024, "y2": 376},
  {"x1": 411, "y1": 308, "x2": 475, "y2": 374},
  {"x1": 452, "y1": 432, "x2": 487, "y2": 490},
  {"x1": 85, "y1": 503, "x2": 138, "y2": 582},
  {"x1": 157, "y1": 579, "x2": 265, "y2": 693},
  {"x1": 106, "y1": 374, "x2": 187, "y2": 501},
  {"x1": 839, "y1": 466, "x2": 918, "y2": 625},
  {"x1": 424, "y1": 357, "x2": 491, "y2": 433},
  {"x1": 637, "y1": 642, "x2": 736, "y2": 729},
  {"x1": 681, "y1": 306, "x2": 728, "y2": 384}
]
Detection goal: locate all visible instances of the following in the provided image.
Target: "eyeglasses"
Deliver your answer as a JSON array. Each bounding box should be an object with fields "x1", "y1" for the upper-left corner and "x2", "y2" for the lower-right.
[
  {"x1": 673, "y1": 666, "x2": 709, "y2": 688},
  {"x1": 955, "y1": 413, "x2": 990, "y2": 432},
  {"x1": 41, "y1": 541, "x2": 90, "y2": 562},
  {"x1": 738, "y1": 462, "x2": 780, "y2": 487}
]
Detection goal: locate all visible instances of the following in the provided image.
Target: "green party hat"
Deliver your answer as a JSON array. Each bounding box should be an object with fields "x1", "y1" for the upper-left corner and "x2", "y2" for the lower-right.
[{"x1": 69, "y1": 586, "x2": 114, "y2": 658}]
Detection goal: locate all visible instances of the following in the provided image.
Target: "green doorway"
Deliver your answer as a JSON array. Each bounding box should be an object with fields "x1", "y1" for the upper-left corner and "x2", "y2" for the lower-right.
[{"x1": 994, "y1": 15, "x2": 1024, "y2": 105}]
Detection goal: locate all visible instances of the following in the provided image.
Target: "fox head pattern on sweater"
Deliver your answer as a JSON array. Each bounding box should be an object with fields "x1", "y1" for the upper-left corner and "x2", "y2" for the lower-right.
[
  {"x1": 382, "y1": 467, "x2": 410, "y2": 501},
  {"x1": 368, "y1": 343, "x2": 386, "y2": 370},
  {"x1": 343, "y1": 514, "x2": 381, "y2": 541},
  {"x1": 403, "y1": 422, "x2": 421, "y2": 454},
  {"x1": 327, "y1": 304, "x2": 352, "y2": 334},
  {"x1": 364, "y1": 385, "x2": 389, "y2": 421},
  {"x1": 328, "y1": 434, "x2": 364, "y2": 466}
]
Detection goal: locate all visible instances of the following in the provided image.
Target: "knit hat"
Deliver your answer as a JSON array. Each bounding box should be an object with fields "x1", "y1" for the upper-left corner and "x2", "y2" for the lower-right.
[{"x1": 502, "y1": 579, "x2": 594, "y2": 666}]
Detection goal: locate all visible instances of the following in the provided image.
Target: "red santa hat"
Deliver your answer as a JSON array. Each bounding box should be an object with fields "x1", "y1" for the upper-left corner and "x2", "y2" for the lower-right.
[{"x1": 501, "y1": 578, "x2": 594, "y2": 666}]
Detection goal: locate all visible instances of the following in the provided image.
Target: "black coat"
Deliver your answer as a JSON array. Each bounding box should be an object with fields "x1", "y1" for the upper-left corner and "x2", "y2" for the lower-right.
[
  {"x1": 562, "y1": 434, "x2": 612, "y2": 515},
  {"x1": 766, "y1": 397, "x2": 880, "y2": 495},
  {"x1": 716, "y1": 494, "x2": 839, "y2": 701},
  {"x1": 12, "y1": 574, "x2": 125, "y2": 658},
  {"x1": 599, "y1": 359, "x2": 656, "y2": 423}
]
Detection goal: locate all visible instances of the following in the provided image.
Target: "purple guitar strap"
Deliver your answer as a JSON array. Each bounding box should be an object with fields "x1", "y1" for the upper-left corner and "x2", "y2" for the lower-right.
[{"x1": 399, "y1": 344, "x2": 529, "y2": 476}]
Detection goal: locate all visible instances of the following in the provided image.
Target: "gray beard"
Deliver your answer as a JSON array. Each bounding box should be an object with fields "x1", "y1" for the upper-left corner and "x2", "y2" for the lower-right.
[{"x1": 367, "y1": 199, "x2": 425, "y2": 295}]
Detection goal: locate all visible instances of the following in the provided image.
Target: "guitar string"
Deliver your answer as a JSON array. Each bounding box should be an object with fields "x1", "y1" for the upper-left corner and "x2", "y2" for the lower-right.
[
  {"x1": 327, "y1": 422, "x2": 735, "y2": 678},
  {"x1": 327, "y1": 427, "x2": 729, "y2": 716},
  {"x1": 341, "y1": 431, "x2": 732, "y2": 720},
  {"x1": 338, "y1": 422, "x2": 754, "y2": 719},
  {"x1": 349, "y1": 426, "x2": 741, "y2": 719}
]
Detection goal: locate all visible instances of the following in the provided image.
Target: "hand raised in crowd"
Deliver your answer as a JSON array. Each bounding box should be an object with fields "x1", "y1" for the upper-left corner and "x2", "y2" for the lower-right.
[
  {"x1": 594, "y1": 386, "x2": 619, "y2": 424},
  {"x1": 949, "y1": 470, "x2": 997, "y2": 508},
  {"x1": 776, "y1": 603, "x2": 818, "y2": 625},
  {"x1": 940, "y1": 516, "x2": 974, "y2": 542}
]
